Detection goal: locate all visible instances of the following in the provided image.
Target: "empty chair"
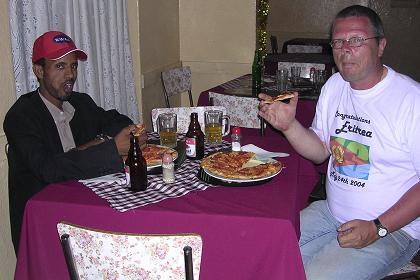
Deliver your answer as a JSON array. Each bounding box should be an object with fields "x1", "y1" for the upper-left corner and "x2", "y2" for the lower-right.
[
  {"x1": 151, "y1": 106, "x2": 227, "y2": 134},
  {"x1": 57, "y1": 222, "x2": 203, "y2": 280},
  {"x1": 162, "y1": 66, "x2": 194, "y2": 108},
  {"x1": 209, "y1": 92, "x2": 262, "y2": 129}
]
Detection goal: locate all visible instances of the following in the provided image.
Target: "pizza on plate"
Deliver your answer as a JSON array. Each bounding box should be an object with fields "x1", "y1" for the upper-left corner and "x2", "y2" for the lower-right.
[
  {"x1": 262, "y1": 91, "x2": 296, "y2": 104},
  {"x1": 201, "y1": 151, "x2": 282, "y2": 180},
  {"x1": 141, "y1": 144, "x2": 178, "y2": 166}
]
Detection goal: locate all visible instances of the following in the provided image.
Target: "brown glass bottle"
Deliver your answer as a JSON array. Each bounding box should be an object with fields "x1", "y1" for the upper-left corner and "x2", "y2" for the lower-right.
[
  {"x1": 127, "y1": 134, "x2": 148, "y2": 192},
  {"x1": 185, "y1": 112, "x2": 205, "y2": 160}
]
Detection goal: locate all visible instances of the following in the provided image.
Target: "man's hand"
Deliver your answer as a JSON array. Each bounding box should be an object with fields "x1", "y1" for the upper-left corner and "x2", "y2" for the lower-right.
[
  {"x1": 258, "y1": 92, "x2": 299, "y2": 132},
  {"x1": 337, "y1": 219, "x2": 379, "y2": 249},
  {"x1": 114, "y1": 125, "x2": 135, "y2": 156},
  {"x1": 114, "y1": 124, "x2": 147, "y2": 157}
]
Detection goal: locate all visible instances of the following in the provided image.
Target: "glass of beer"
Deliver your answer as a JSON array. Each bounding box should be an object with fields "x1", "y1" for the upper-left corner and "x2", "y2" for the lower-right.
[
  {"x1": 157, "y1": 113, "x2": 177, "y2": 148},
  {"x1": 204, "y1": 110, "x2": 230, "y2": 144}
]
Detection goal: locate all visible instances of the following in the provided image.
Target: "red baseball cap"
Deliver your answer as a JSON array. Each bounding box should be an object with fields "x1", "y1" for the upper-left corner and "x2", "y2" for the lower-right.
[{"x1": 32, "y1": 31, "x2": 87, "y2": 63}]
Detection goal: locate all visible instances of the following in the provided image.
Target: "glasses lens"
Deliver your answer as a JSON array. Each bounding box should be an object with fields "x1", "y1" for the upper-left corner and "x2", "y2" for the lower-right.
[
  {"x1": 348, "y1": 37, "x2": 363, "y2": 47},
  {"x1": 331, "y1": 40, "x2": 342, "y2": 49}
]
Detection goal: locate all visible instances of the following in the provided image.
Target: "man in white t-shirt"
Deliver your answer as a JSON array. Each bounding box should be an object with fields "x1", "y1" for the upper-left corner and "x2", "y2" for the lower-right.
[{"x1": 259, "y1": 5, "x2": 420, "y2": 280}]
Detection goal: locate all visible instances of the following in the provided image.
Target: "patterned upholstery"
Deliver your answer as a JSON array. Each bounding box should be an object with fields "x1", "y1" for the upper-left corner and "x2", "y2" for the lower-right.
[
  {"x1": 209, "y1": 92, "x2": 261, "y2": 129},
  {"x1": 161, "y1": 66, "x2": 194, "y2": 107},
  {"x1": 57, "y1": 222, "x2": 203, "y2": 280},
  {"x1": 151, "y1": 106, "x2": 228, "y2": 134},
  {"x1": 277, "y1": 61, "x2": 326, "y2": 79},
  {"x1": 287, "y1": 45, "x2": 323, "y2": 54},
  {"x1": 383, "y1": 260, "x2": 420, "y2": 279}
]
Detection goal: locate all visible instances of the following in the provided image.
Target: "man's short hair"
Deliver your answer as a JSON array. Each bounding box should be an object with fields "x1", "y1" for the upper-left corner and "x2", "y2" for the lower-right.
[
  {"x1": 34, "y1": 58, "x2": 45, "y2": 67},
  {"x1": 330, "y1": 5, "x2": 385, "y2": 42}
]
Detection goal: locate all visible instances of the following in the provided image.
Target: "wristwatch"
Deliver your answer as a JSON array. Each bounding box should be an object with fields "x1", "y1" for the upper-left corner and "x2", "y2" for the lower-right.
[
  {"x1": 373, "y1": 218, "x2": 388, "y2": 238},
  {"x1": 96, "y1": 134, "x2": 111, "y2": 141}
]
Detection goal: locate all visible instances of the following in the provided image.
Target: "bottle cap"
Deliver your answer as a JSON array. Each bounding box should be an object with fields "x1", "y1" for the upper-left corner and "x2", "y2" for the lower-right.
[
  {"x1": 162, "y1": 152, "x2": 173, "y2": 164},
  {"x1": 232, "y1": 127, "x2": 241, "y2": 134}
]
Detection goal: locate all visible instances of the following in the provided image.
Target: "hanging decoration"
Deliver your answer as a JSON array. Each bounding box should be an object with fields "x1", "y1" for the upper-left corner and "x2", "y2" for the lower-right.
[{"x1": 256, "y1": 0, "x2": 269, "y2": 57}]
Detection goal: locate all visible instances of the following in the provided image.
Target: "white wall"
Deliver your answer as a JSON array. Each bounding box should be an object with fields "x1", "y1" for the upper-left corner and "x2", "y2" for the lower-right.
[
  {"x1": 0, "y1": 1, "x2": 19, "y2": 279},
  {"x1": 179, "y1": 0, "x2": 256, "y2": 105}
]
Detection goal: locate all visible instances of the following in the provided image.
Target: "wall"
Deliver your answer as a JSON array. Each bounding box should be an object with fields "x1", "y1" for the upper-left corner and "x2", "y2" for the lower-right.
[
  {"x1": 179, "y1": 0, "x2": 256, "y2": 106},
  {"x1": 267, "y1": 0, "x2": 420, "y2": 81},
  {"x1": 0, "y1": 1, "x2": 19, "y2": 279},
  {"x1": 267, "y1": 0, "x2": 368, "y2": 49},
  {"x1": 370, "y1": 0, "x2": 420, "y2": 81},
  {"x1": 139, "y1": 0, "x2": 181, "y2": 130}
]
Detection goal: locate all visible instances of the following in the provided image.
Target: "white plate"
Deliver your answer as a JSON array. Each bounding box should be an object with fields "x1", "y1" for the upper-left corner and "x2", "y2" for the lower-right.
[{"x1": 202, "y1": 157, "x2": 282, "y2": 183}]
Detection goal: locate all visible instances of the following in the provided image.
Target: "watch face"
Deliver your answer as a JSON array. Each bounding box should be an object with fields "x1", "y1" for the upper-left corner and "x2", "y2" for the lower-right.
[{"x1": 378, "y1": 228, "x2": 387, "y2": 237}]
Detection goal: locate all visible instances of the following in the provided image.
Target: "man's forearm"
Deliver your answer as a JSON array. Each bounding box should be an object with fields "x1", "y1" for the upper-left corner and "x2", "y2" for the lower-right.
[
  {"x1": 283, "y1": 119, "x2": 330, "y2": 164},
  {"x1": 379, "y1": 182, "x2": 420, "y2": 233}
]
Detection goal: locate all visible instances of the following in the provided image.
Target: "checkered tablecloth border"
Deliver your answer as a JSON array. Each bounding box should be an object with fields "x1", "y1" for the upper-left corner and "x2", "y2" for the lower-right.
[{"x1": 81, "y1": 133, "x2": 230, "y2": 212}]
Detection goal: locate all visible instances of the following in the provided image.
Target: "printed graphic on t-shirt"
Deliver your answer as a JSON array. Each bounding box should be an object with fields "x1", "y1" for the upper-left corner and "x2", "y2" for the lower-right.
[{"x1": 330, "y1": 136, "x2": 370, "y2": 180}]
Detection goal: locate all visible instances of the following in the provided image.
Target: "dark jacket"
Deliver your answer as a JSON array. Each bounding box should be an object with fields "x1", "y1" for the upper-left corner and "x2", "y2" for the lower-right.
[{"x1": 3, "y1": 90, "x2": 133, "y2": 252}]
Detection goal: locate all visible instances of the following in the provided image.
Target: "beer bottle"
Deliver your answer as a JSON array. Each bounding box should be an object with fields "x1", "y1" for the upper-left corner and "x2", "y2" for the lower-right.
[
  {"x1": 127, "y1": 133, "x2": 148, "y2": 192},
  {"x1": 251, "y1": 49, "x2": 262, "y2": 97},
  {"x1": 185, "y1": 113, "x2": 205, "y2": 160}
]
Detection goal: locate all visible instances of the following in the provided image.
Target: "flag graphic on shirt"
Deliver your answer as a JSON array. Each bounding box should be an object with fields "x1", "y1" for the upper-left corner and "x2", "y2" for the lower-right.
[{"x1": 330, "y1": 136, "x2": 370, "y2": 180}]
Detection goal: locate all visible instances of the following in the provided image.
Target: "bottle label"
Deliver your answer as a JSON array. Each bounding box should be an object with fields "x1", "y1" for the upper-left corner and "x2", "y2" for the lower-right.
[
  {"x1": 124, "y1": 165, "x2": 130, "y2": 185},
  {"x1": 186, "y1": 137, "x2": 196, "y2": 157}
]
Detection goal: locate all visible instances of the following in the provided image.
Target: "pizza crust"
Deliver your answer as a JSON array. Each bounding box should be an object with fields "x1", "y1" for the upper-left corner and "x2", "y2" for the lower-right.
[{"x1": 262, "y1": 91, "x2": 296, "y2": 104}]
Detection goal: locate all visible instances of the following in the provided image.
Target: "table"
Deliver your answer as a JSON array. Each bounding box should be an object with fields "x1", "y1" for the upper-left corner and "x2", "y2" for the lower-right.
[
  {"x1": 14, "y1": 134, "x2": 318, "y2": 280},
  {"x1": 264, "y1": 53, "x2": 335, "y2": 79},
  {"x1": 198, "y1": 76, "x2": 317, "y2": 129}
]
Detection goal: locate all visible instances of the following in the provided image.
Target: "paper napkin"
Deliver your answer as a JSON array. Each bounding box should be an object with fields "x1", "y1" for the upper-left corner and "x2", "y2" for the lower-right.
[
  {"x1": 79, "y1": 173, "x2": 127, "y2": 186},
  {"x1": 241, "y1": 144, "x2": 289, "y2": 158}
]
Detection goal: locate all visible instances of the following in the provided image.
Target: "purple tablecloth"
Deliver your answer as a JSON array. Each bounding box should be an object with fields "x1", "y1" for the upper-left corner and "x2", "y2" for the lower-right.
[{"x1": 15, "y1": 134, "x2": 318, "y2": 280}]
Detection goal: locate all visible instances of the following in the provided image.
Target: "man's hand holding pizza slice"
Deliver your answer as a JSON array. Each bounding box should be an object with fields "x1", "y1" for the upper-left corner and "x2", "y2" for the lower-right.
[{"x1": 258, "y1": 91, "x2": 299, "y2": 132}]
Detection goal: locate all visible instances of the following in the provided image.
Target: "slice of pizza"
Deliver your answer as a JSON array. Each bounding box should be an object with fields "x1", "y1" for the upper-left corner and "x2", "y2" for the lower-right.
[
  {"x1": 262, "y1": 91, "x2": 296, "y2": 104},
  {"x1": 141, "y1": 144, "x2": 178, "y2": 166},
  {"x1": 133, "y1": 123, "x2": 146, "y2": 136}
]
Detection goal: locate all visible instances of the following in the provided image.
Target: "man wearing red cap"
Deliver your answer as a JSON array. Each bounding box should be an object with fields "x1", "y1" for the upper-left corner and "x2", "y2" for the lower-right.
[{"x1": 3, "y1": 31, "x2": 138, "y2": 253}]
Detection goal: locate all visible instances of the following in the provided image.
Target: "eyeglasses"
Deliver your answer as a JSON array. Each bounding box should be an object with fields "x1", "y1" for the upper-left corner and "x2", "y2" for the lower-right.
[{"x1": 330, "y1": 36, "x2": 378, "y2": 49}]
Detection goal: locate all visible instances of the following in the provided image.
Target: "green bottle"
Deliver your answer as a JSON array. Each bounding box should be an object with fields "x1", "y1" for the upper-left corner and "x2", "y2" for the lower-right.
[{"x1": 252, "y1": 49, "x2": 262, "y2": 97}]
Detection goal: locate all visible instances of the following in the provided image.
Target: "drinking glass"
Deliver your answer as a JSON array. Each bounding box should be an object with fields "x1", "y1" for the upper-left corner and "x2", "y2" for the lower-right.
[
  {"x1": 157, "y1": 113, "x2": 177, "y2": 148},
  {"x1": 204, "y1": 110, "x2": 230, "y2": 144},
  {"x1": 290, "y1": 66, "x2": 302, "y2": 86},
  {"x1": 276, "y1": 68, "x2": 289, "y2": 92}
]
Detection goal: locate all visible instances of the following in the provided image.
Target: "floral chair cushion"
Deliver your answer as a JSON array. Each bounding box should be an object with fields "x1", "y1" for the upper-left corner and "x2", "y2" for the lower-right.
[
  {"x1": 57, "y1": 222, "x2": 203, "y2": 280},
  {"x1": 287, "y1": 44, "x2": 323, "y2": 54},
  {"x1": 151, "y1": 106, "x2": 227, "y2": 134},
  {"x1": 162, "y1": 66, "x2": 192, "y2": 97},
  {"x1": 209, "y1": 92, "x2": 261, "y2": 129},
  {"x1": 386, "y1": 261, "x2": 420, "y2": 277}
]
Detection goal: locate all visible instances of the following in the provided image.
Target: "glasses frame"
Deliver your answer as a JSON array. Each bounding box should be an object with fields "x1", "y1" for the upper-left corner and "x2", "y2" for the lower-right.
[{"x1": 330, "y1": 36, "x2": 379, "y2": 49}]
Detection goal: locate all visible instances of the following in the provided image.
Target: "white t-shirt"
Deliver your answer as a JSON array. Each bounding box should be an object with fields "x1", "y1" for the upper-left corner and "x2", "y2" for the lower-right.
[{"x1": 311, "y1": 66, "x2": 420, "y2": 240}]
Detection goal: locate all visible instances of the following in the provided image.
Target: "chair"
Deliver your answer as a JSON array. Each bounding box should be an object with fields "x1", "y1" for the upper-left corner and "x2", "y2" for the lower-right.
[
  {"x1": 209, "y1": 92, "x2": 262, "y2": 129},
  {"x1": 57, "y1": 222, "x2": 203, "y2": 280},
  {"x1": 151, "y1": 106, "x2": 227, "y2": 134},
  {"x1": 382, "y1": 251, "x2": 420, "y2": 280},
  {"x1": 162, "y1": 66, "x2": 194, "y2": 108}
]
